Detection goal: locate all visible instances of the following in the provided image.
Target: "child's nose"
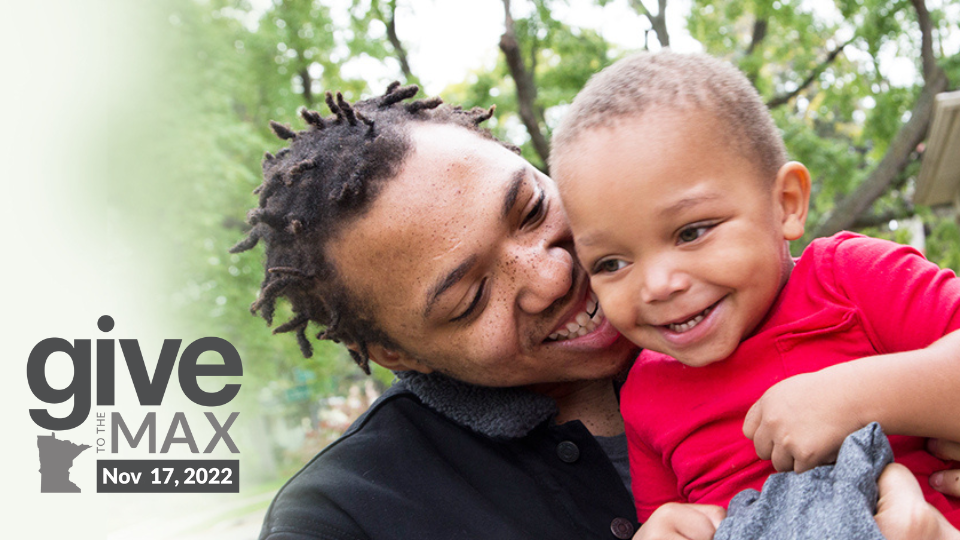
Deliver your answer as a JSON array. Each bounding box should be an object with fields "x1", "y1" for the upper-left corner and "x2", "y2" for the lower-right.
[{"x1": 640, "y1": 260, "x2": 691, "y2": 303}]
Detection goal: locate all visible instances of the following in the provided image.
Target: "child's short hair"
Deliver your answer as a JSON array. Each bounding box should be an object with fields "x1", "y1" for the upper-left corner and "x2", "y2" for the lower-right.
[{"x1": 552, "y1": 51, "x2": 787, "y2": 182}]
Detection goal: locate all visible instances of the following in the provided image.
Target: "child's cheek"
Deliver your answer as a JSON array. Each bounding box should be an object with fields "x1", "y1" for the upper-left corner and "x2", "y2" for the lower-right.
[{"x1": 595, "y1": 284, "x2": 637, "y2": 341}]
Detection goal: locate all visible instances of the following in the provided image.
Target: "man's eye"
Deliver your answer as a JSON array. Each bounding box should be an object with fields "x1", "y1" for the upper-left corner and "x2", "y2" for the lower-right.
[
  {"x1": 678, "y1": 225, "x2": 710, "y2": 244},
  {"x1": 521, "y1": 190, "x2": 546, "y2": 228},
  {"x1": 451, "y1": 278, "x2": 487, "y2": 322},
  {"x1": 594, "y1": 259, "x2": 628, "y2": 274}
]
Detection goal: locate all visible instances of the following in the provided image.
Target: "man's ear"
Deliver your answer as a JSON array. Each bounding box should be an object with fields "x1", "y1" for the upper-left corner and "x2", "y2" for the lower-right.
[
  {"x1": 774, "y1": 161, "x2": 811, "y2": 241},
  {"x1": 346, "y1": 342, "x2": 434, "y2": 374}
]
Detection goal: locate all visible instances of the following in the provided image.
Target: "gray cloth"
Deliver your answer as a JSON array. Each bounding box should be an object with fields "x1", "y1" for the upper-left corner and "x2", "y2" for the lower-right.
[
  {"x1": 595, "y1": 433, "x2": 633, "y2": 497},
  {"x1": 714, "y1": 422, "x2": 893, "y2": 540}
]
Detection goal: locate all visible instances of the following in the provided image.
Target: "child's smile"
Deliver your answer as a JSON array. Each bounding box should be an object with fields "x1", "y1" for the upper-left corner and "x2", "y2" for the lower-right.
[
  {"x1": 654, "y1": 296, "x2": 726, "y2": 357},
  {"x1": 661, "y1": 298, "x2": 720, "y2": 334}
]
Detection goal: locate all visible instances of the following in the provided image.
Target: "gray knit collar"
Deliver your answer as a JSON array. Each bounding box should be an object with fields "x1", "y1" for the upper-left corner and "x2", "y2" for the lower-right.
[{"x1": 395, "y1": 371, "x2": 558, "y2": 439}]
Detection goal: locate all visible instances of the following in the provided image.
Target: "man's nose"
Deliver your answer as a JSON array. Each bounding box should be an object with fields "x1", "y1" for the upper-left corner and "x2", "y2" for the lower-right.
[{"x1": 513, "y1": 241, "x2": 574, "y2": 314}]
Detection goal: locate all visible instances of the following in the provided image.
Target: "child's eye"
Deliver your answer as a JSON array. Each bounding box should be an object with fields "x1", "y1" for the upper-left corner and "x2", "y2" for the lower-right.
[
  {"x1": 678, "y1": 225, "x2": 711, "y2": 244},
  {"x1": 593, "y1": 258, "x2": 628, "y2": 274}
]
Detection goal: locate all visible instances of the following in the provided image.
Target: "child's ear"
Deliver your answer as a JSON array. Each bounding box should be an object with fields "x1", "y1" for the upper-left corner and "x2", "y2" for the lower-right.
[
  {"x1": 774, "y1": 161, "x2": 811, "y2": 241},
  {"x1": 347, "y1": 342, "x2": 434, "y2": 374}
]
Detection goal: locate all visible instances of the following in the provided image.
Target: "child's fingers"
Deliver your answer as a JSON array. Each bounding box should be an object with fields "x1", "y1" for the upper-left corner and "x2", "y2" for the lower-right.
[
  {"x1": 770, "y1": 444, "x2": 794, "y2": 473},
  {"x1": 667, "y1": 503, "x2": 725, "y2": 540},
  {"x1": 928, "y1": 438, "x2": 960, "y2": 461},
  {"x1": 636, "y1": 503, "x2": 726, "y2": 540},
  {"x1": 681, "y1": 503, "x2": 726, "y2": 530},
  {"x1": 928, "y1": 439, "x2": 960, "y2": 498},
  {"x1": 742, "y1": 400, "x2": 761, "y2": 440},
  {"x1": 748, "y1": 424, "x2": 775, "y2": 463},
  {"x1": 744, "y1": 401, "x2": 776, "y2": 462},
  {"x1": 666, "y1": 511, "x2": 718, "y2": 540},
  {"x1": 875, "y1": 463, "x2": 926, "y2": 537},
  {"x1": 752, "y1": 434, "x2": 774, "y2": 462},
  {"x1": 874, "y1": 463, "x2": 960, "y2": 540},
  {"x1": 930, "y1": 469, "x2": 960, "y2": 498}
]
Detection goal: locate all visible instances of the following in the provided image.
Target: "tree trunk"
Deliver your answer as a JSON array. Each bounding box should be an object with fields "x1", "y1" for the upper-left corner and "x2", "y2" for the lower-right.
[
  {"x1": 299, "y1": 67, "x2": 313, "y2": 105},
  {"x1": 766, "y1": 39, "x2": 851, "y2": 109},
  {"x1": 384, "y1": 1, "x2": 415, "y2": 83},
  {"x1": 629, "y1": 0, "x2": 670, "y2": 48},
  {"x1": 811, "y1": 0, "x2": 947, "y2": 238},
  {"x1": 499, "y1": 0, "x2": 550, "y2": 166}
]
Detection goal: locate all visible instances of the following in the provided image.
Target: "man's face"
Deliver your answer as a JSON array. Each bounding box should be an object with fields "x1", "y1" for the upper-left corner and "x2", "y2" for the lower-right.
[
  {"x1": 556, "y1": 110, "x2": 801, "y2": 367},
  {"x1": 329, "y1": 123, "x2": 636, "y2": 387}
]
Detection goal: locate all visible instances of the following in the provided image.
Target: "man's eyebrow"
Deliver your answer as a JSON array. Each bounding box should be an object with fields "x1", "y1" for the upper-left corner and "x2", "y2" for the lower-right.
[
  {"x1": 424, "y1": 254, "x2": 479, "y2": 319},
  {"x1": 422, "y1": 170, "x2": 525, "y2": 319},
  {"x1": 501, "y1": 168, "x2": 528, "y2": 219}
]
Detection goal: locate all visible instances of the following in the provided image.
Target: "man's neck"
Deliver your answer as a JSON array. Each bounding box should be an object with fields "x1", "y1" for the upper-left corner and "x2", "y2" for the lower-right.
[{"x1": 532, "y1": 379, "x2": 625, "y2": 437}]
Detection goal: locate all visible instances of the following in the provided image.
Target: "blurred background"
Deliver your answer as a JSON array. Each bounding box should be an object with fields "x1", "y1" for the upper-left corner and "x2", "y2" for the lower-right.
[{"x1": 4, "y1": 0, "x2": 960, "y2": 538}]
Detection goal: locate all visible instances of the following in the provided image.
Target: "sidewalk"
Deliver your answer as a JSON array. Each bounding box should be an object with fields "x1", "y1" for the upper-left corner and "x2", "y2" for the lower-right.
[{"x1": 106, "y1": 488, "x2": 277, "y2": 540}]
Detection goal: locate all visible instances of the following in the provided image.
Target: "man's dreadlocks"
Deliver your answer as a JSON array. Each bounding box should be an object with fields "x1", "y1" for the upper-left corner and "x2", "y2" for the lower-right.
[{"x1": 231, "y1": 83, "x2": 513, "y2": 374}]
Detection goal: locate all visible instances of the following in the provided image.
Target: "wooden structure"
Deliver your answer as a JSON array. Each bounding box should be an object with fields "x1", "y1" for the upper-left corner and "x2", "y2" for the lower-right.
[{"x1": 916, "y1": 90, "x2": 960, "y2": 208}]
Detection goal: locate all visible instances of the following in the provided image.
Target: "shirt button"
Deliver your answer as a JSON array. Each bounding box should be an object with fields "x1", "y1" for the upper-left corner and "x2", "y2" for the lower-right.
[
  {"x1": 556, "y1": 441, "x2": 580, "y2": 463},
  {"x1": 610, "y1": 517, "x2": 634, "y2": 539}
]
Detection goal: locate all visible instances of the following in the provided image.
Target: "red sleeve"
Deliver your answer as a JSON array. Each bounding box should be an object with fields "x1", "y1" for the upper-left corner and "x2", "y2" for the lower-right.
[
  {"x1": 827, "y1": 233, "x2": 960, "y2": 353},
  {"x1": 626, "y1": 416, "x2": 683, "y2": 523}
]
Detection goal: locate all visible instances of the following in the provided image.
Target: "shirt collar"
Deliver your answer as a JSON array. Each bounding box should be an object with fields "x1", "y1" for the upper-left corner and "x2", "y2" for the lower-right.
[{"x1": 394, "y1": 371, "x2": 558, "y2": 439}]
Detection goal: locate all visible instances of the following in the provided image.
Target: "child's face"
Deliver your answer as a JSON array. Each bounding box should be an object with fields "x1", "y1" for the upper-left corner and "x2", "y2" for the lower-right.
[{"x1": 555, "y1": 109, "x2": 809, "y2": 367}]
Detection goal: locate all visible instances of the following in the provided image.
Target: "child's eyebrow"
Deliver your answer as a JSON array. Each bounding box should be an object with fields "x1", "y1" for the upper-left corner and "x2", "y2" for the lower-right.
[
  {"x1": 661, "y1": 194, "x2": 721, "y2": 217},
  {"x1": 572, "y1": 229, "x2": 610, "y2": 248}
]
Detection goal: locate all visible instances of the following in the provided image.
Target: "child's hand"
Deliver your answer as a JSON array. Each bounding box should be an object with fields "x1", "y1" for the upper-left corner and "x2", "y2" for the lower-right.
[
  {"x1": 743, "y1": 367, "x2": 865, "y2": 473},
  {"x1": 929, "y1": 439, "x2": 960, "y2": 498},
  {"x1": 634, "y1": 503, "x2": 725, "y2": 540},
  {"x1": 876, "y1": 463, "x2": 960, "y2": 540}
]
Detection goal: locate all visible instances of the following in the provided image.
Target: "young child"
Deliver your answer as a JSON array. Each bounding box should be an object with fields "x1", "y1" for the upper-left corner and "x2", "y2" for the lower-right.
[{"x1": 550, "y1": 51, "x2": 960, "y2": 526}]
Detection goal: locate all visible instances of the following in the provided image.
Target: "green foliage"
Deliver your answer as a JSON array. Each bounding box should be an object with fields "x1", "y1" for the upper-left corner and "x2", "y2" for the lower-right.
[
  {"x1": 347, "y1": 0, "x2": 422, "y2": 87},
  {"x1": 442, "y1": 0, "x2": 613, "y2": 169},
  {"x1": 154, "y1": 0, "x2": 960, "y2": 411},
  {"x1": 150, "y1": 0, "x2": 400, "y2": 415},
  {"x1": 686, "y1": 0, "x2": 960, "y2": 260},
  {"x1": 925, "y1": 216, "x2": 960, "y2": 272}
]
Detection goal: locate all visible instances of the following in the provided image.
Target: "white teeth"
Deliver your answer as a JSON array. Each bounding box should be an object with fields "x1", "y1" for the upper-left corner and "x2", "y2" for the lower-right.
[
  {"x1": 667, "y1": 306, "x2": 713, "y2": 333},
  {"x1": 548, "y1": 298, "x2": 605, "y2": 342}
]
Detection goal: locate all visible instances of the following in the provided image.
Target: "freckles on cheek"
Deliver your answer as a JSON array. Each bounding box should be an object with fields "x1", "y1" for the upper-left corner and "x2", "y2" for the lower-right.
[{"x1": 468, "y1": 313, "x2": 519, "y2": 362}]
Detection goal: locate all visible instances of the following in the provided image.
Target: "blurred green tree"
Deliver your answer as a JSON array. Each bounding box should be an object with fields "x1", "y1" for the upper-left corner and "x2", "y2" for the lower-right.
[
  {"x1": 156, "y1": 0, "x2": 395, "y2": 416},
  {"x1": 162, "y1": 0, "x2": 960, "y2": 410}
]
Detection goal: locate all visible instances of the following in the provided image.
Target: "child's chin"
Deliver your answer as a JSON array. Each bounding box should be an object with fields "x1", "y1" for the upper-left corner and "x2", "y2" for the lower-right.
[{"x1": 673, "y1": 350, "x2": 727, "y2": 368}]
